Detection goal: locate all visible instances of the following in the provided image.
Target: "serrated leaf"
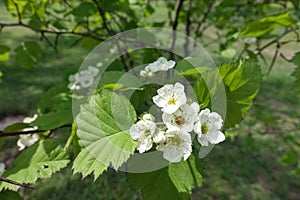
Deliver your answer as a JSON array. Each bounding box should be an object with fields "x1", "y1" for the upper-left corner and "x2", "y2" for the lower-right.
[
  {"x1": 128, "y1": 154, "x2": 202, "y2": 200},
  {"x1": 15, "y1": 42, "x2": 42, "y2": 68},
  {"x1": 0, "y1": 45, "x2": 10, "y2": 62},
  {"x1": 73, "y1": 90, "x2": 137, "y2": 180},
  {"x1": 194, "y1": 61, "x2": 261, "y2": 128},
  {"x1": 0, "y1": 139, "x2": 69, "y2": 192},
  {"x1": 240, "y1": 12, "x2": 295, "y2": 37}
]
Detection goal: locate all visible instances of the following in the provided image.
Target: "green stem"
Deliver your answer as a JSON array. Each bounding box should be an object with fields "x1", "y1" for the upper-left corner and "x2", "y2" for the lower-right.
[{"x1": 64, "y1": 122, "x2": 76, "y2": 151}]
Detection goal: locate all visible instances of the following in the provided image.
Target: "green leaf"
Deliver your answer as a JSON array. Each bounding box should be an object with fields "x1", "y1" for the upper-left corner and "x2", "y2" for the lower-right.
[
  {"x1": 290, "y1": 52, "x2": 300, "y2": 99},
  {"x1": 73, "y1": 90, "x2": 137, "y2": 180},
  {"x1": 0, "y1": 45, "x2": 10, "y2": 62},
  {"x1": 220, "y1": 48, "x2": 236, "y2": 59},
  {"x1": 31, "y1": 110, "x2": 73, "y2": 131},
  {"x1": 281, "y1": 151, "x2": 298, "y2": 165},
  {"x1": 0, "y1": 191, "x2": 22, "y2": 200},
  {"x1": 72, "y1": 2, "x2": 97, "y2": 17},
  {"x1": 15, "y1": 42, "x2": 42, "y2": 68},
  {"x1": 128, "y1": 154, "x2": 202, "y2": 200},
  {"x1": 0, "y1": 139, "x2": 69, "y2": 191},
  {"x1": 0, "y1": 70, "x2": 2, "y2": 84},
  {"x1": 240, "y1": 12, "x2": 295, "y2": 37},
  {"x1": 3, "y1": 123, "x2": 32, "y2": 133},
  {"x1": 37, "y1": 83, "x2": 71, "y2": 114},
  {"x1": 194, "y1": 61, "x2": 261, "y2": 128}
]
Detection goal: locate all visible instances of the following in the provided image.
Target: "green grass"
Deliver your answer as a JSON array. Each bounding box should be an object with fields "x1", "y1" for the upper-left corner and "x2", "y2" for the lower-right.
[{"x1": 0, "y1": 1, "x2": 300, "y2": 200}]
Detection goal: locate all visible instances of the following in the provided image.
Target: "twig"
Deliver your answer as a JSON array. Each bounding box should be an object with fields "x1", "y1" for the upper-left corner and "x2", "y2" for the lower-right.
[
  {"x1": 267, "y1": 42, "x2": 280, "y2": 75},
  {"x1": 0, "y1": 176, "x2": 34, "y2": 190},
  {"x1": 256, "y1": 28, "x2": 294, "y2": 52},
  {"x1": 0, "y1": 124, "x2": 71, "y2": 138},
  {"x1": 170, "y1": 0, "x2": 185, "y2": 59},
  {"x1": 195, "y1": 2, "x2": 215, "y2": 40},
  {"x1": 0, "y1": 22, "x2": 104, "y2": 41},
  {"x1": 184, "y1": 0, "x2": 192, "y2": 56},
  {"x1": 92, "y1": 0, "x2": 129, "y2": 71}
]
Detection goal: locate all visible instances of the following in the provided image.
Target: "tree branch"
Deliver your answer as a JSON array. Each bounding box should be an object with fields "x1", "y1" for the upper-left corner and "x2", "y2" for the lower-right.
[
  {"x1": 0, "y1": 176, "x2": 34, "y2": 190},
  {"x1": 170, "y1": 0, "x2": 185, "y2": 59},
  {"x1": 0, "y1": 22, "x2": 104, "y2": 41},
  {"x1": 92, "y1": 0, "x2": 129, "y2": 71},
  {"x1": 184, "y1": 0, "x2": 192, "y2": 56}
]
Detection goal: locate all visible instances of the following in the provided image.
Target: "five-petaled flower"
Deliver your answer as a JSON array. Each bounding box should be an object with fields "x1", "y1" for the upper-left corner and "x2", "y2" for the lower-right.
[
  {"x1": 130, "y1": 114, "x2": 156, "y2": 153},
  {"x1": 140, "y1": 57, "x2": 176, "y2": 77},
  {"x1": 156, "y1": 126, "x2": 192, "y2": 163},
  {"x1": 194, "y1": 108, "x2": 225, "y2": 146},
  {"x1": 153, "y1": 82, "x2": 187, "y2": 114}
]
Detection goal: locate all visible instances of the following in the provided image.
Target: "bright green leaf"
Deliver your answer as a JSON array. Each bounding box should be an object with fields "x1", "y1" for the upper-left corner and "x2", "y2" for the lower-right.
[
  {"x1": 0, "y1": 139, "x2": 69, "y2": 191},
  {"x1": 240, "y1": 12, "x2": 295, "y2": 37},
  {"x1": 15, "y1": 42, "x2": 42, "y2": 68},
  {"x1": 73, "y1": 90, "x2": 137, "y2": 180},
  {"x1": 0, "y1": 45, "x2": 10, "y2": 62}
]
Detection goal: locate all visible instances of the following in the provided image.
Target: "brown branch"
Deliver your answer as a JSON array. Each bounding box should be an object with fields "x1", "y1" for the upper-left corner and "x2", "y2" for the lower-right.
[
  {"x1": 195, "y1": 2, "x2": 215, "y2": 40},
  {"x1": 0, "y1": 176, "x2": 34, "y2": 190},
  {"x1": 92, "y1": 0, "x2": 129, "y2": 71},
  {"x1": 267, "y1": 42, "x2": 280, "y2": 75},
  {"x1": 0, "y1": 124, "x2": 71, "y2": 138},
  {"x1": 184, "y1": 0, "x2": 192, "y2": 56},
  {"x1": 0, "y1": 22, "x2": 104, "y2": 41},
  {"x1": 170, "y1": 0, "x2": 185, "y2": 59},
  {"x1": 257, "y1": 28, "x2": 294, "y2": 52}
]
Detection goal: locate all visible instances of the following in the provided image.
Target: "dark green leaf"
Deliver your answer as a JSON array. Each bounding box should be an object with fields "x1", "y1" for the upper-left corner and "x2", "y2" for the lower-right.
[
  {"x1": 128, "y1": 154, "x2": 202, "y2": 200},
  {"x1": 31, "y1": 110, "x2": 73, "y2": 131},
  {"x1": 15, "y1": 42, "x2": 42, "y2": 68},
  {"x1": 3, "y1": 123, "x2": 32, "y2": 133},
  {"x1": 0, "y1": 191, "x2": 22, "y2": 200},
  {"x1": 72, "y1": 2, "x2": 97, "y2": 17}
]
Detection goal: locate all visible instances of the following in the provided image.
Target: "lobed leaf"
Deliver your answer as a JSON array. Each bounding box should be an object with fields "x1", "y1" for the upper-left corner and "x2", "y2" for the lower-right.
[
  {"x1": 0, "y1": 139, "x2": 69, "y2": 192},
  {"x1": 72, "y1": 90, "x2": 137, "y2": 180}
]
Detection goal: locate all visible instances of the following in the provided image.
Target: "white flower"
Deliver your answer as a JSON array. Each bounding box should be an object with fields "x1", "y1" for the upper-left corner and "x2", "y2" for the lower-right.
[
  {"x1": 68, "y1": 66, "x2": 99, "y2": 90},
  {"x1": 163, "y1": 102, "x2": 199, "y2": 132},
  {"x1": 130, "y1": 114, "x2": 156, "y2": 153},
  {"x1": 153, "y1": 129, "x2": 166, "y2": 144},
  {"x1": 243, "y1": 37, "x2": 257, "y2": 44},
  {"x1": 157, "y1": 126, "x2": 192, "y2": 163},
  {"x1": 153, "y1": 82, "x2": 187, "y2": 114},
  {"x1": 22, "y1": 114, "x2": 38, "y2": 131},
  {"x1": 79, "y1": 71, "x2": 94, "y2": 88},
  {"x1": 87, "y1": 66, "x2": 99, "y2": 76},
  {"x1": 68, "y1": 73, "x2": 81, "y2": 90},
  {"x1": 194, "y1": 108, "x2": 225, "y2": 146},
  {"x1": 17, "y1": 133, "x2": 39, "y2": 151},
  {"x1": 140, "y1": 57, "x2": 176, "y2": 77},
  {"x1": 0, "y1": 162, "x2": 5, "y2": 175}
]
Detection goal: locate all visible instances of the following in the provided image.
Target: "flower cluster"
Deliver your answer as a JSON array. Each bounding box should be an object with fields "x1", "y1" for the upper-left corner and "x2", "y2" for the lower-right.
[
  {"x1": 68, "y1": 66, "x2": 99, "y2": 90},
  {"x1": 130, "y1": 82, "x2": 225, "y2": 163},
  {"x1": 17, "y1": 114, "x2": 40, "y2": 151},
  {"x1": 140, "y1": 57, "x2": 176, "y2": 77}
]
